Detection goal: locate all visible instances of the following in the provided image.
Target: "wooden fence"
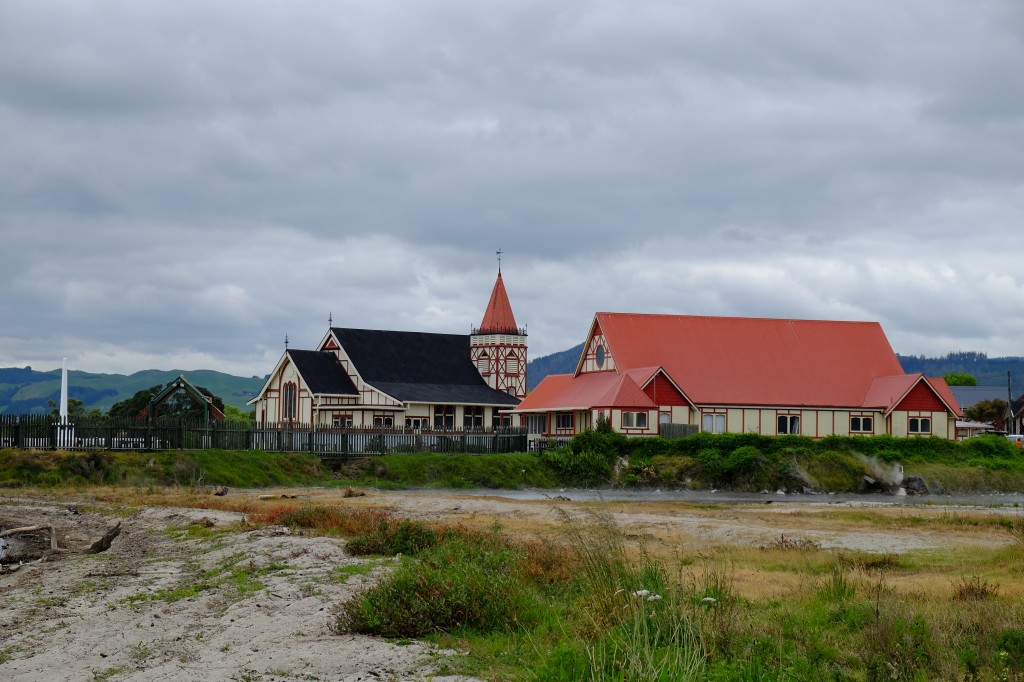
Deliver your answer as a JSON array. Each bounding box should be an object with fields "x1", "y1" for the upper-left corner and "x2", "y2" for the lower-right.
[{"x1": 0, "y1": 415, "x2": 528, "y2": 456}]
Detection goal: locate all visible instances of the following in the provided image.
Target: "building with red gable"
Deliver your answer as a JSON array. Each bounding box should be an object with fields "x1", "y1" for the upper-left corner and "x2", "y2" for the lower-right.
[
  {"x1": 249, "y1": 270, "x2": 526, "y2": 427},
  {"x1": 513, "y1": 312, "x2": 962, "y2": 440}
]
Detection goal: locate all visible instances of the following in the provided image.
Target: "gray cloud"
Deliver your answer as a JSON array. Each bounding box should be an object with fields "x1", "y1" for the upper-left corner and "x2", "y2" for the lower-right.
[{"x1": 2, "y1": 0, "x2": 1023, "y2": 376}]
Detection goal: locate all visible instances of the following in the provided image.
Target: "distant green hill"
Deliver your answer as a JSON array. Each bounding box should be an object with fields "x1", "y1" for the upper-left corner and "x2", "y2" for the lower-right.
[
  {"x1": 526, "y1": 343, "x2": 584, "y2": 391},
  {"x1": 0, "y1": 367, "x2": 266, "y2": 415},
  {"x1": 526, "y1": 347, "x2": 1024, "y2": 392}
]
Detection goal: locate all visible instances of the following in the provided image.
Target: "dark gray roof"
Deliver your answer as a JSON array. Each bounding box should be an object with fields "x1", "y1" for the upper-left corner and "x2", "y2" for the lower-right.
[
  {"x1": 331, "y1": 327, "x2": 520, "y2": 406},
  {"x1": 288, "y1": 350, "x2": 358, "y2": 396},
  {"x1": 949, "y1": 385, "x2": 1011, "y2": 410}
]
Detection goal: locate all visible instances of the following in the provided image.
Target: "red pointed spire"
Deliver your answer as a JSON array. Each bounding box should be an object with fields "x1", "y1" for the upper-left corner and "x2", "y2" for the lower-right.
[{"x1": 478, "y1": 272, "x2": 520, "y2": 334}]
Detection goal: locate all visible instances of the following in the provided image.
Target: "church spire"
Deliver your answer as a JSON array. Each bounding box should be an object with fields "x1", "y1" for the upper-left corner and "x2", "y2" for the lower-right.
[{"x1": 478, "y1": 270, "x2": 520, "y2": 335}]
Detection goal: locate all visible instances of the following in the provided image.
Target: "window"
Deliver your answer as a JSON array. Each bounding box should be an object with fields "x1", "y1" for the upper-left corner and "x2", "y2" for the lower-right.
[
  {"x1": 282, "y1": 382, "x2": 297, "y2": 421},
  {"x1": 909, "y1": 417, "x2": 931, "y2": 434},
  {"x1": 373, "y1": 415, "x2": 393, "y2": 428},
  {"x1": 464, "y1": 406, "x2": 484, "y2": 430},
  {"x1": 405, "y1": 417, "x2": 427, "y2": 429},
  {"x1": 332, "y1": 415, "x2": 353, "y2": 428},
  {"x1": 555, "y1": 412, "x2": 574, "y2": 431},
  {"x1": 433, "y1": 405, "x2": 455, "y2": 429},
  {"x1": 702, "y1": 413, "x2": 726, "y2": 434},
  {"x1": 506, "y1": 357, "x2": 519, "y2": 374},
  {"x1": 476, "y1": 352, "x2": 489, "y2": 374},
  {"x1": 850, "y1": 415, "x2": 873, "y2": 433},
  {"x1": 595, "y1": 345, "x2": 605, "y2": 368},
  {"x1": 622, "y1": 411, "x2": 648, "y2": 428},
  {"x1": 777, "y1": 414, "x2": 800, "y2": 435},
  {"x1": 493, "y1": 412, "x2": 511, "y2": 428},
  {"x1": 527, "y1": 414, "x2": 545, "y2": 434}
]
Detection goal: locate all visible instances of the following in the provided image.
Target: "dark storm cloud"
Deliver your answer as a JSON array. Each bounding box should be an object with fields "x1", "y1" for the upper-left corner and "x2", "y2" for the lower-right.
[{"x1": 1, "y1": 0, "x2": 1023, "y2": 374}]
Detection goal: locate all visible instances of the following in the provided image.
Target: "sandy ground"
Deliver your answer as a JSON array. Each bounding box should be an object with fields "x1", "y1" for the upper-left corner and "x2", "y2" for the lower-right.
[
  {"x1": 2, "y1": 488, "x2": 1021, "y2": 681},
  {"x1": 0, "y1": 496, "x2": 479, "y2": 682}
]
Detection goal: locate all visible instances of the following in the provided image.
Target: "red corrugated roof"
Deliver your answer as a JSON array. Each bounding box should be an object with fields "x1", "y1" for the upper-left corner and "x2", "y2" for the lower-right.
[
  {"x1": 927, "y1": 377, "x2": 963, "y2": 416},
  {"x1": 864, "y1": 374, "x2": 962, "y2": 416},
  {"x1": 594, "y1": 312, "x2": 906, "y2": 408},
  {"x1": 478, "y1": 272, "x2": 519, "y2": 334},
  {"x1": 515, "y1": 371, "x2": 655, "y2": 412}
]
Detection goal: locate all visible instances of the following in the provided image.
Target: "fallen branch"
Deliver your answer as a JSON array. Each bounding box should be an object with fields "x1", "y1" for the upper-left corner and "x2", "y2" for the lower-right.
[
  {"x1": 86, "y1": 522, "x2": 122, "y2": 554},
  {"x1": 0, "y1": 524, "x2": 59, "y2": 551}
]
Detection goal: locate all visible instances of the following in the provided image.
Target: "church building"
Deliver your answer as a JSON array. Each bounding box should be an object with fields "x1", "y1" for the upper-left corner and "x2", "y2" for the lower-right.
[{"x1": 249, "y1": 270, "x2": 526, "y2": 429}]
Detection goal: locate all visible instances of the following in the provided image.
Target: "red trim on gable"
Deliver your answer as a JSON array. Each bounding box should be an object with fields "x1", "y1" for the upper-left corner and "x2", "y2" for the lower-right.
[
  {"x1": 894, "y1": 382, "x2": 946, "y2": 412},
  {"x1": 322, "y1": 338, "x2": 339, "y2": 351},
  {"x1": 644, "y1": 374, "x2": 688, "y2": 407}
]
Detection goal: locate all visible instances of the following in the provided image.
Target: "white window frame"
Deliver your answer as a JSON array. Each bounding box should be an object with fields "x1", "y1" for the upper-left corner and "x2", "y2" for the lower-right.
[
  {"x1": 909, "y1": 416, "x2": 931, "y2": 435},
  {"x1": 555, "y1": 412, "x2": 575, "y2": 432},
  {"x1": 622, "y1": 411, "x2": 648, "y2": 429},
  {"x1": 703, "y1": 413, "x2": 726, "y2": 434},
  {"x1": 777, "y1": 414, "x2": 800, "y2": 435},
  {"x1": 850, "y1": 415, "x2": 873, "y2": 434}
]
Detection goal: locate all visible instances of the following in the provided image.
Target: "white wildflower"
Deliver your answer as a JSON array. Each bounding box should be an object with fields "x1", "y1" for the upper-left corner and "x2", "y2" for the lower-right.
[
  {"x1": 632, "y1": 589, "x2": 650, "y2": 598},
  {"x1": 647, "y1": 594, "x2": 662, "y2": 602}
]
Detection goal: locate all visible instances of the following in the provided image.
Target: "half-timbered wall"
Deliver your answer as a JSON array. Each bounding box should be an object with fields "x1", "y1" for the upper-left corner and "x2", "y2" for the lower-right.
[
  {"x1": 578, "y1": 324, "x2": 615, "y2": 374},
  {"x1": 470, "y1": 333, "x2": 528, "y2": 399}
]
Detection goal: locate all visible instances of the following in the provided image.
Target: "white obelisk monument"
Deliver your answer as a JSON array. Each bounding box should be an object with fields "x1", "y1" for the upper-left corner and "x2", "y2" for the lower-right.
[
  {"x1": 60, "y1": 358, "x2": 69, "y2": 420},
  {"x1": 58, "y1": 358, "x2": 73, "y2": 447}
]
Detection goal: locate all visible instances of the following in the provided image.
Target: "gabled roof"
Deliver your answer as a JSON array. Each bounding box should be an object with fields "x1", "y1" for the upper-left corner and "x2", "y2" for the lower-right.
[
  {"x1": 593, "y1": 312, "x2": 905, "y2": 407},
  {"x1": 288, "y1": 350, "x2": 359, "y2": 396},
  {"x1": 862, "y1": 374, "x2": 962, "y2": 416},
  {"x1": 514, "y1": 372, "x2": 655, "y2": 413},
  {"x1": 477, "y1": 272, "x2": 521, "y2": 334},
  {"x1": 329, "y1": 327, "x2": 519, "y2": 406}
]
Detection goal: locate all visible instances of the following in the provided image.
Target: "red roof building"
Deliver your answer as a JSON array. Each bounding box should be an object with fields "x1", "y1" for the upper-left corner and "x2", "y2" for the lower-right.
[{"x1": 514, "y1": 312, "x2": 961, "y2": 440}]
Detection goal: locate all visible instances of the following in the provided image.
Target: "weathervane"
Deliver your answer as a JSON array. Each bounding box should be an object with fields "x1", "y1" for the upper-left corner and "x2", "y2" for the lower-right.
[
  {"x1": 328, "y1": 312, "x2": 333, "y2": 327},
  {"x1": 284, "y1": 333, "x2": 289, "y2": 350},
  {"x1": 496, "y1": 248, "x2": 503, "y2": 274}
]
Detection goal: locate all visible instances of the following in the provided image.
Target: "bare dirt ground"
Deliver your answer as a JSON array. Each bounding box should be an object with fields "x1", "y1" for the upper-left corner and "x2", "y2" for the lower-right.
[
  {"x1": 2, "y1": 488, "x2": 1021, "y2": 681},
  {"x1": 0, "y1": 495, "x2": 479, "y2": 682}
]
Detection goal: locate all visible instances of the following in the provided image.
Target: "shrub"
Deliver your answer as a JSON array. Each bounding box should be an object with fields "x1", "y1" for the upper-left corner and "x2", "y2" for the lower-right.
[
  {"x1": 346, "y1": 519, "x2": 438, "y2": 556},
  {"x1": 337, "y1": 535, "x2": 537, "y2": 637}
]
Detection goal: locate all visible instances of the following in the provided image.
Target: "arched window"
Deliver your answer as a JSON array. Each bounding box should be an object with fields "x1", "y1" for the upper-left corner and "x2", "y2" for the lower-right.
[{"x1": 282, "y1": 382, "x2": 297, "y2": 421}]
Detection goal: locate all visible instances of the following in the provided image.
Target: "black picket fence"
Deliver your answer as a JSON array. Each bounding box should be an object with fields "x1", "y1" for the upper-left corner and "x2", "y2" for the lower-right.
[{"x1": 0, "y1": 415, "x2": 528, "y2": 456}]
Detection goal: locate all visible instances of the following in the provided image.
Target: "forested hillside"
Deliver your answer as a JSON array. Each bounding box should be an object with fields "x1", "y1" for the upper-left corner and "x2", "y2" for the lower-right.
[{"x1": 896, "y1": 352, "x2": 1024, "y2": 386}]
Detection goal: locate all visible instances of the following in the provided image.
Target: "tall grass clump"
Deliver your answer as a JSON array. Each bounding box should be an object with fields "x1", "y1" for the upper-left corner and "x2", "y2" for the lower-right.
[{"x1": 337, "y1": 532, "x2": 538, "y2": 638}]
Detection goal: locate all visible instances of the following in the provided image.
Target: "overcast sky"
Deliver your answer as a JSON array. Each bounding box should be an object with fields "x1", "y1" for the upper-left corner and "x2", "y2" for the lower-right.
[{"x1": 2, "y1": 1, "x2": 1023, "y2": 377}]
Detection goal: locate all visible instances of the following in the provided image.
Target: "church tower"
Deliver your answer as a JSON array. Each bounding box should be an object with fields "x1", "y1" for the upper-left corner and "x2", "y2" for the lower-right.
[{"x1": 471, "y1": 263, "x2": 528, "y2": 399}]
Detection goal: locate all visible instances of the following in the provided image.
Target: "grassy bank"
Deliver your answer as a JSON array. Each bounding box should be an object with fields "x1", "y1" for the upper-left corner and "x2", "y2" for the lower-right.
[
  {"x1": 3, "y1": 430, "x2": 1024, "y2": 493},
  {"x1": 0, "y1": 448, "x2": 329, "y2": 488},
  {"x1": 541, "y1": 430, "x2": 1024, "y2": 493},
  {"x1": 0, "y1": 448, "x2": 556, "y2": 490}
]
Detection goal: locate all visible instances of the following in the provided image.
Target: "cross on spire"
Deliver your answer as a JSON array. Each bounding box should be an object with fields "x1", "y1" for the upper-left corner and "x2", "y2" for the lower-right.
[
  {"x1": 284, "y1": 333, "x2": 289, "y2": 349},
  {"x1": 328, "y1": 312, "x2": 333, "y2": 327},
  {"x1": 496, "y1": 248, "x2": 503, "y2": 274}
]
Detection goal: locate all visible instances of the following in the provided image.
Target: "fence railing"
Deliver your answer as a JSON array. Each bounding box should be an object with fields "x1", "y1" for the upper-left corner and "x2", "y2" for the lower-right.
[{"x1": 0, "y1": 415, "x2": 528, "y2": 455}]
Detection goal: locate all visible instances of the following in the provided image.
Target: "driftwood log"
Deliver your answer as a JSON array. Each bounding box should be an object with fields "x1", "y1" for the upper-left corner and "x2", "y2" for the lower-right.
[
  {"x1": 86, "y1": 522, "x2": 121, "y2": 554},
  {"x1": 0, "y1": 524, "x2": 59, "y2": 551}
]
